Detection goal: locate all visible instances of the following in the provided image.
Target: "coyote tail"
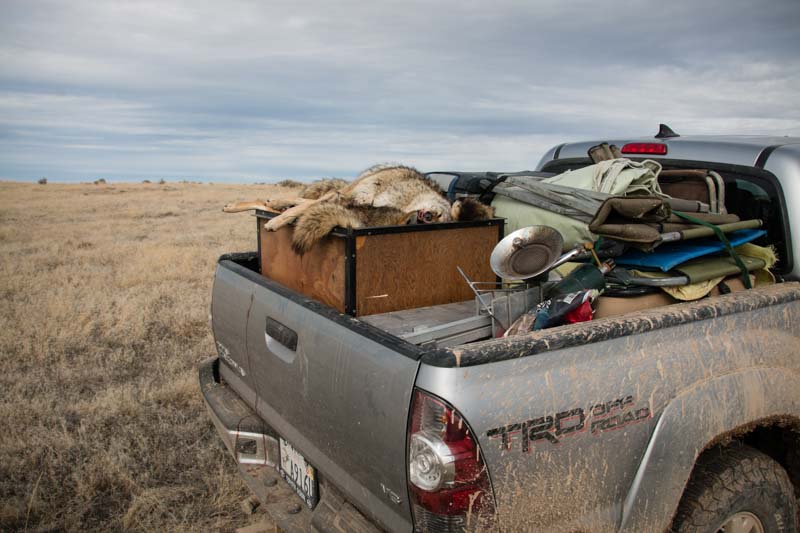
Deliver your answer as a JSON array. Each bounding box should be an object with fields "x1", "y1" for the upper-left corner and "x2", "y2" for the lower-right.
[{"x1": 291, "y1": 203, "x2": 365, "y2": 255}]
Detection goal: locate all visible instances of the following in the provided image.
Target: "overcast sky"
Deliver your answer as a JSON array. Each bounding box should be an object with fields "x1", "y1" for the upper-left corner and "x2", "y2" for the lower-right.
[{"x1": 1, "y1": 0, "x2": 799, "y2": 182}]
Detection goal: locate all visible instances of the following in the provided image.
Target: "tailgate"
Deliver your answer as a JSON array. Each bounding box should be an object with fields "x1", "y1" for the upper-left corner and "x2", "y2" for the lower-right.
[{"x1": 214, "y1": 257, "x2": 423, "y2": 531}]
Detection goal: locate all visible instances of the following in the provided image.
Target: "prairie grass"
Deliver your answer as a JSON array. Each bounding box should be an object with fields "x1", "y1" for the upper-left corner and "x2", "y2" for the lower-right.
[{"x1": 0, "y1": 181, "x2": 293, "y2": 531}]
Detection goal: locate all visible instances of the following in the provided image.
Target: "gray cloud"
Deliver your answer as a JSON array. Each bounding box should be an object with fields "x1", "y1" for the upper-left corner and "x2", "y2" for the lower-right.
[{"x1": 1, "y1": 0, "x2": 799, "y2": 181}]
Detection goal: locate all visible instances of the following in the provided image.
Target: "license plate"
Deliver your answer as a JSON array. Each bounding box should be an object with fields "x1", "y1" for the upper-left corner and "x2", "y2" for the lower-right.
[{"x1": 279, "y1": 438, "x2": 318, "y2": 508}]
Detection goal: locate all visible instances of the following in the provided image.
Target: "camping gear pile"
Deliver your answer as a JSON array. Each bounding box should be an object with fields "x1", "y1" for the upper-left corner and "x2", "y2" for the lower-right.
[{"x1": 481, "y1": 145, "x2": 777, "y2": 336}]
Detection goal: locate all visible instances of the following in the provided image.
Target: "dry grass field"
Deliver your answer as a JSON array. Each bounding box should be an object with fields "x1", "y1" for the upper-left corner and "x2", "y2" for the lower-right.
[{"x1": 0, "y1": 180, "x2": 298, "y2": 531}]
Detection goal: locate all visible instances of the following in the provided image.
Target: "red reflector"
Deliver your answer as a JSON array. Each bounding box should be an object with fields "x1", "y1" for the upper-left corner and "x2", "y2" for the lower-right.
[
  {"x1": 620, "y1": 142, "x2": 667, "y2": 155},
  {"x1": 413, "y1": 485, "x2": 492, "y2": 516}
]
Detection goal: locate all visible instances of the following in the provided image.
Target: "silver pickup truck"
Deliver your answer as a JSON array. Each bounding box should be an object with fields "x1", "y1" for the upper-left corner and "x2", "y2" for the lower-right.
[{"x1": 201, "y1": 131, "x2": 800, "y2": 532}]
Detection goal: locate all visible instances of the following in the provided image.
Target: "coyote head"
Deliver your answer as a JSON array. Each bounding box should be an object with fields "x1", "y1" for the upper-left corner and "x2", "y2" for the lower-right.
[{"x1": 405, "y1": 192, "x2": 453, "y2": 224}]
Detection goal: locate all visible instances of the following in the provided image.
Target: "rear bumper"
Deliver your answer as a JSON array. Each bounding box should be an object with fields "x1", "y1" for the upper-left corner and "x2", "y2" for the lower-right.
[
  {"x1": 199, "y1": 356, "x2": 279, "y2": 465},
  {"x1": 199, "y1": 357, "x2": 381, "y2": 533}
]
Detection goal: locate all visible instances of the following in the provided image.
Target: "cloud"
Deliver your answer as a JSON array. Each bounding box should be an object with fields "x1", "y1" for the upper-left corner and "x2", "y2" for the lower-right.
[{"x1": 0, "y1": 0, "x2": 799, "y2": 181}]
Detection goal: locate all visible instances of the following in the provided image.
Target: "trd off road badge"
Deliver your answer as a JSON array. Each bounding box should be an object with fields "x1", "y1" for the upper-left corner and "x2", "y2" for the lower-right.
[{"x1": 486, "y1": 395, "x2": 651, "y2": 453}]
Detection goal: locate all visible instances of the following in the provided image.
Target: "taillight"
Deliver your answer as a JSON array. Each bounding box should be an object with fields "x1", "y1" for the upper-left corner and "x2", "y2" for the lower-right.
[
  {"x1": 408, "y1": 389, "x2": 495, "y2": 531},
  {"x1": 620, "y1": 142, "x2": 668, "y2": 155}
]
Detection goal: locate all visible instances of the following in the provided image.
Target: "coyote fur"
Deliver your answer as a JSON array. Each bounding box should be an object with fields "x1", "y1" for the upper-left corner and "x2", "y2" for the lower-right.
[{"x1": 224, "y1": 164, "x2": 494, "y2": 254}]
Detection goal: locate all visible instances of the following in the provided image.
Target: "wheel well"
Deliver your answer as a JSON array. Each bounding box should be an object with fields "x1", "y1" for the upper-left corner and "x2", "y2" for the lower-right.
[
  {"x1": 701, "y1": 417, "x2": 800, "y2": 499},
  {"x1": 740, "y1": 422, "x2": 800, "y2": 500}
]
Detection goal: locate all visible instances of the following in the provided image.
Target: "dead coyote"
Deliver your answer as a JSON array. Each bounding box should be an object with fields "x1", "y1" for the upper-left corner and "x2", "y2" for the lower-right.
[{"x1": 224, "y1": 164, "x2": 493, "y2": 254}]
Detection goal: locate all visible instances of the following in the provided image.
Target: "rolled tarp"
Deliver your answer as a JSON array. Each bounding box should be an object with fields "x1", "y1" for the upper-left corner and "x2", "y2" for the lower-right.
[
  {"x1": 588, "y1": 197, "x2": 747, "y2": 249},
  {"x1": 631, "y1": 255, "x2": 766, "y2": 284},
  {"x1": 672, "y1": 256, "x2": 766, "y2": 283}
]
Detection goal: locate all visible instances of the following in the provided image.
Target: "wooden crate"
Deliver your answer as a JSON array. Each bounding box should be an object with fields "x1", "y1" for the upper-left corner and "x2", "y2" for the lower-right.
[{"x1": 256, "y1": 211, "x2": 503, "y2": 316}]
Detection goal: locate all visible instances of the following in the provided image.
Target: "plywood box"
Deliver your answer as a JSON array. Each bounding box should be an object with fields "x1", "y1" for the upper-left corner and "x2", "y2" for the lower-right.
[{"x1": 256, "y1": 211, "x2": 503, "y2": 316}]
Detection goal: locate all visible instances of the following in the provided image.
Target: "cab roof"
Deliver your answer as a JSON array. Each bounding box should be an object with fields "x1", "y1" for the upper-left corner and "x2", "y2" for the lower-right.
[{"x1": 544, "y1": 131, "x2": 800, "y2": 169}]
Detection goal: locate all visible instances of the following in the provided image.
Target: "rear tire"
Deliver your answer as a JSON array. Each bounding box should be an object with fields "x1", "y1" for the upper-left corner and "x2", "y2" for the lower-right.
[{"x1": 671, "y1": 445, "x2": 797, "y2": 533}]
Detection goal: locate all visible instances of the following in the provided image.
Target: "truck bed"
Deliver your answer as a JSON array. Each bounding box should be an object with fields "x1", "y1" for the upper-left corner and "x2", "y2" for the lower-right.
[{"x1": 208, "y1": 251, "x2": 800, "y2": 532}]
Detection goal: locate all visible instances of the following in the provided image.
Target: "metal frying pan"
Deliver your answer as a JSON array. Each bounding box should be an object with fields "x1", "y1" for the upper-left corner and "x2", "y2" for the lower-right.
[{"x1": 490, "y1": 226, "x2": 566, "y2": 280}]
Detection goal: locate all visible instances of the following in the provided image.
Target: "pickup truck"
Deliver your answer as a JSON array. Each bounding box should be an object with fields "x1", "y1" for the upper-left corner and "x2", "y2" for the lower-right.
[{"x1": 201, "y1": 130, "x2": 800, "y2": 532}]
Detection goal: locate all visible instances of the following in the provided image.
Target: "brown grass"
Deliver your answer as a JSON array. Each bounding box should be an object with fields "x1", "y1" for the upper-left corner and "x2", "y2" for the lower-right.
[{"x1": 0, "y1": 181, "x2": 294, "y2": 531}]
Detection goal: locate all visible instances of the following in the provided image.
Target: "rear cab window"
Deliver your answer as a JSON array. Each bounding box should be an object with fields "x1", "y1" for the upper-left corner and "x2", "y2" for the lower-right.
[{"x1": 540, "y1": 158, "x2": 793, "y2": 276}]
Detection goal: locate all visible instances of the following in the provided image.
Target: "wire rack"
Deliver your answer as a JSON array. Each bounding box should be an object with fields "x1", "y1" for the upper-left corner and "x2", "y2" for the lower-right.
[{"x1": 457, "y1": 267, "x2": 542, "y2": 332}]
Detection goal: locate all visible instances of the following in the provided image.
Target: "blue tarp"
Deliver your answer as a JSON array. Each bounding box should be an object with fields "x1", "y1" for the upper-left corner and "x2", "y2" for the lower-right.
[{"x1": 615, "y1": 229, "x2": 767, "y2": 271}]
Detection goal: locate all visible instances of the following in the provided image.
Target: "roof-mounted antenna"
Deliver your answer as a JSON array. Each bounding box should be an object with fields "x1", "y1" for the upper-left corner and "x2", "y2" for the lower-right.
[{"x1": 655, "y1": 123, "x2": 680, "y2": 139}]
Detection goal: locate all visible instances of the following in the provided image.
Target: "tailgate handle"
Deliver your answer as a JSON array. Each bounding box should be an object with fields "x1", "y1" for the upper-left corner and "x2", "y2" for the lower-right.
[{"x1": 265, "y1": 317, "x2": 297, "y2": 352}]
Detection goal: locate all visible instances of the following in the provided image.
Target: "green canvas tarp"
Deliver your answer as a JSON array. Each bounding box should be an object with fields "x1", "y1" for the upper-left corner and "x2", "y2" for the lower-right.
[{"x1": 492, "y1": 159, "x2": 665, "y2": 250}]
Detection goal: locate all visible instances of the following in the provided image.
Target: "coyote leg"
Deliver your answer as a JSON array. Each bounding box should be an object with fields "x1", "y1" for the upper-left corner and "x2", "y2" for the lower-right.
[
  {"x1": 223, "y1": 200, "x2": 279, "y2": 213},
  {"x1": 265, "y1": 196, "x2": 306, "y2": 211},
  {"x1": 223, "y1": 196, "x2": 310, "y2": 214},
  {"x1": 264, "y1": 200, "x2": 316, "y2": 231},
  {"x1": 263, "y1": 191, "x2": 342, "y2": 231}
]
